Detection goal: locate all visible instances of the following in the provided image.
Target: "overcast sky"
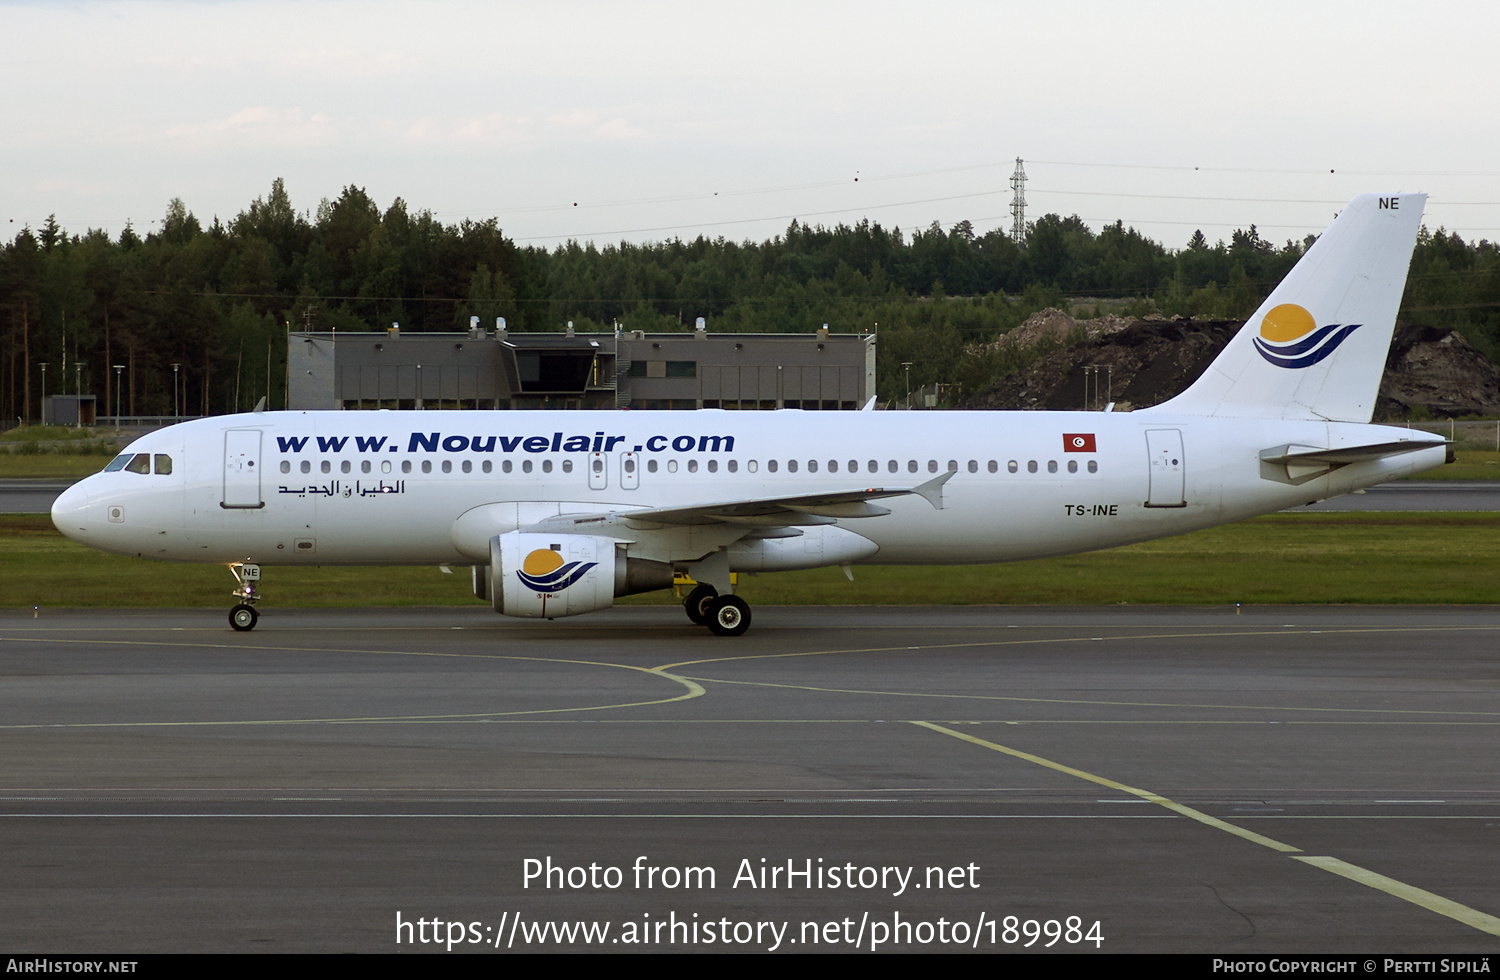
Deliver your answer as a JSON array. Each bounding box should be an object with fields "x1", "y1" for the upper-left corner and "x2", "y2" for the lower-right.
[{"x1": 5, "y1": 0, "x2": 1498, "y2": 250}]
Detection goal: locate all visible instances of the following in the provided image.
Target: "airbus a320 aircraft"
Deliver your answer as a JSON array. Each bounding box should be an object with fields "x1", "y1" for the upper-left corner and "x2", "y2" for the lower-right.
[{"x1": 52, "y1": 193, "x2": 1447, "y2": 635}]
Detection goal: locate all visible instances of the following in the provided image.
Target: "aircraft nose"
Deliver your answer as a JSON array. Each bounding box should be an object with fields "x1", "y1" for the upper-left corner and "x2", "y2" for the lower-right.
[{"x1": 51, "y1": 481, "x2": 91, "y2": 543}]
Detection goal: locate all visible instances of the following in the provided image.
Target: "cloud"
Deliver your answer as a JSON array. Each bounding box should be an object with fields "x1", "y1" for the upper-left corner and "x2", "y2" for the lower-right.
[
  {"x1": 164, "y1": 106, "x2": 333, "y2": 149},
  {"x1": 393, "y1": 109, "x2": 644, "y2": 149},
  {"x1": 545, "y1": 110, "x2": 643, "y2": 141}
]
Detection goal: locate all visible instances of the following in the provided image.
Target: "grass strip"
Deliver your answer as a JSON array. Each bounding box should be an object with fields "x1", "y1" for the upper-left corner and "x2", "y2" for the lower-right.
[{"x1": 3, "y1": 513, "x2": 1497, "y2": 609}]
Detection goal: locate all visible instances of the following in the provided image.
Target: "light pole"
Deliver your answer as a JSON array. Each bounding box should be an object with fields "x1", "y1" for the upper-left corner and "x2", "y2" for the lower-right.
[
  {"x1": 39, "y1": 363, "x2": 48, "y2": 426},
  {"x1": 113, "y1": 365, "x2": 124, "y2": 431},
  {"x1": 901, "y1": 361, "x2": 912, "y2": 410},
  {"x1": 172, "y1": 363, "x2": 180, "y2": 419}
]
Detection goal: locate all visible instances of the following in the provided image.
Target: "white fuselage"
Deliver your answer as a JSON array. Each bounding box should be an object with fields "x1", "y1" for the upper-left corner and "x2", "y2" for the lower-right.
[{"x1": 51, "y1": 408, "x2": 1447, "y2": 569}]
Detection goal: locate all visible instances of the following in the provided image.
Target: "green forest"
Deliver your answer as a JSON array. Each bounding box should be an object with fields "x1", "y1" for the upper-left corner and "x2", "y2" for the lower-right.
[{"x1": 3, "y1": 179, "x2": 1498, "y2": 421}]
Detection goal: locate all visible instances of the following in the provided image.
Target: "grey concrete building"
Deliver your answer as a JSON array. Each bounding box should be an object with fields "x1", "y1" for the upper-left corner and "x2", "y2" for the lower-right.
[{"x1": 288, "y1": 320, "x2": 875, "y2": 411}]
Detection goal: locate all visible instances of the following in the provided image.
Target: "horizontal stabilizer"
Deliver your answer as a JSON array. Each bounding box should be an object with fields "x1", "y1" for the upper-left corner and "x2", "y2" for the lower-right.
[
  {"x1": 1259, "y1": 440, "x2": 1443, "y2": 466},
  {"x1": 1259, "y1": 435, "x2": 1447, "y2": 485}
]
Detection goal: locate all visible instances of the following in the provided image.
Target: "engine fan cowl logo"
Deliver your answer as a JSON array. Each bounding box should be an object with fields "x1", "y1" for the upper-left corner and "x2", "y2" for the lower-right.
[
  {"x1": 1253, "y1": 304, "x2": 1361, "y2": 369},
  {"x1": 516, "y1": 548, "x2": 596, "y2": 592}
]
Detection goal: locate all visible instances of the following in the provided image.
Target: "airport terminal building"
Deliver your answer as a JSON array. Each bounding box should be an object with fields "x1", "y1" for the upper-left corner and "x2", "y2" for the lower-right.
[{"x1": 287, "y1": 321, "x2": 875, "y2": 412}]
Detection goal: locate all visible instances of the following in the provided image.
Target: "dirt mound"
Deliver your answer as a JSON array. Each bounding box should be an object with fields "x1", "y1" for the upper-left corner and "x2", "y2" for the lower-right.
[
  {"x1": 978, "y1": 309, "x2": 1133, "y2": 353},
  {"x1": 961, "y1": 317, "x2": 1500, "y2": 419},
  {"x1": 1379, "y1": 323, "x2": 1500, "y2": 418}
]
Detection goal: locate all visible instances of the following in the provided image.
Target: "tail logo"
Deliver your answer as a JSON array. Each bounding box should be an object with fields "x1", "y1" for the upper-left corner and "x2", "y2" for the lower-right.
[
  {"x1": 517, "y1": 548, "x2": 596, "y2": 592},
  {"x1": 1252, "y1": 304, "x2": 1361, "y2": 369}
]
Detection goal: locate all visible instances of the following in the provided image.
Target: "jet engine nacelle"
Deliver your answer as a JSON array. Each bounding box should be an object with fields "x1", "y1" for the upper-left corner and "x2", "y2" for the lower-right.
[{"x1": 487, "y1": 531, "x2": 672, "y2": 619}]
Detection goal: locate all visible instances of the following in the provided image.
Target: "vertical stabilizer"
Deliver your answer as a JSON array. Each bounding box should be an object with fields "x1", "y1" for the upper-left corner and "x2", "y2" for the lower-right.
[{"x1": 1151, "y1": 193, "x2": 1425, "y2": 422}]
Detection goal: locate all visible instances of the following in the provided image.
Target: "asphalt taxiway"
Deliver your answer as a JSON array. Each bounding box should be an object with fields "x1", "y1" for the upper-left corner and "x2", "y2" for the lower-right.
[{"x1": 2, "y1": 605, "x2": 1498, "y2": 953}]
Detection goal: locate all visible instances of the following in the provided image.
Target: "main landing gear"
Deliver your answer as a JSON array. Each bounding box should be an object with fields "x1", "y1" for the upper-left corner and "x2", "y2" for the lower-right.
[
  {"x1": 683, "y1": 584, "x2": 717, "y2": 625},
  {"x1": 681, "y1": 583, "x2": 752, "y2": 637},
  {"x1": 228, "y1": 562, "x2": 262, "y2": 631}
]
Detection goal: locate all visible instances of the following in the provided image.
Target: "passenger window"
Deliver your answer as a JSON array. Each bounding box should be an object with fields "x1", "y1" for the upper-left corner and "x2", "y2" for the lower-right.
[
  {"x1": 667, "y1": 459, "x2": 678, "y2": 473},
  {"x1": 481, "y1": 461, "x2": 491, "y2": 473},
  {"x1": 768, "y1": 460, "x2": 778, "y2": 473},
  {"x1": 907, "y1": 460, "x2": 918, "y2": 473},
  {"x1": 462, "y1": 460, "x2": 472, "y2": 473},
  {"x1": 947, "y1": 460, "x2": 957, "y2": 472},
  {"x1": 381, "y1": 460, "x2": 392, "y2": 474},
  {"x1": 747, "y1": 460, "x2": 758, "y2": 473},
  {"x1": 647, "y1": 459, "x2": 658, "y2": 473},
  {"x1": 153, "y1": 454, "x2": 173, "y2": 475},
  {"x1": 968, "y1": 460, "x2": 978, "y2": 473},
  {"x1": 321, "y1": 460, "x2": 331, "y2": 474},
  {"x1": 807, "y1": 460, "x2": 817, "y2": 473},
  {"x1": 402, "y1": 460, "x2": 412, "y2": 474},
  {"x1": 708, "y1": 459, "x2": 718, "y2": 473},
  {"x1": 1088, "y1": 460, "x2": 1098, "y2": 473},
  {"x1": 688, "y1": 459, "x2": 698, "y2": 473},
  {"x1": 788, "y1": 460, "x2": 799, "y2": 473},
  {"x1": 421, "y1": 460, "x2": 432, "y2": 474},
  {"x1": 1007, "y1": 460, "x2": 1017, "y2": 473},
  {"x1": 502, "y1": 460, "x2": 513, "y2": 473},
  {"x1": 542, "y1": 460, "x2": 552, "y2": 473},
  {"x1": 1068, "y1": 460, "x2": 1077, "y2": 473},
  {"x1": 1048, "y1": 460, "x2": 1058, "y2": 473},
  {"x1": 928, "y1": 460, "x2": 938, "y2": 473},
  {"x1": 727, "y1": 460, "x2": 737, "y2": 473},
  {"x1": 280, "y1": 460, "x2": 291, "y2": 474},
  {"x1": 988, "y1": 460, "x2": 998, "y2": 473},
  {"x1": 869, "y1": 460, "x2": 878, "y2": 473},
  {"x1": 300, "y1": 460, "x2": 311, "y2": 474},
  {"x1": 888, "y1": 460, "x2": 897, "y2": 473},
  {"x1": 561, "y1": 459, "x2": 572, "y2": 473},
  {"x1": 362, "y1": 460, "x2": 371, "y2": 474},
  {"x1": 625, "y1": 458, "x2": 636, "y2": 474},
  {"x1": 522, "y1": 460, "x2": 533, "y2": 473},
  {"x1": 341, "y1": 460, "x2": 351, "y2": 474},
  {"x1": 1027, "y1": 460, "x2": 1037, "y2": 473},
  {"x1": 442, "y1": 460, "x2": 452, "y2": 474}
]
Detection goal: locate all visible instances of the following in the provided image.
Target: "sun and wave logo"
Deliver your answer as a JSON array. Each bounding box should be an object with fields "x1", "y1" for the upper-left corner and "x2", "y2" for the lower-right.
[
  {"x1": 1252, "y1": 304, "x2": 1361, "y2": 369},
  {"x1": 516, "y1": 548, "x2": 597, "y2": 593}
]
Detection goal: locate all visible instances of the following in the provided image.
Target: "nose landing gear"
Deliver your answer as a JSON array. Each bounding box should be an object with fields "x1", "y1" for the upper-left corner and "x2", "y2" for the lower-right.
[{"x1": 228, "y1": 562, "x2": 262, "y2": 631}]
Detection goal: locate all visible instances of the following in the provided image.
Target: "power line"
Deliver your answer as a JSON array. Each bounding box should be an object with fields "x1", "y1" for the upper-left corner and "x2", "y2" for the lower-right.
[
  {"x1": 1029, "y1": 159, "x2": 1500, "y2": 178},
  {"x1": 509, "y1": 191, "x2": 1004, "y2": 243}
]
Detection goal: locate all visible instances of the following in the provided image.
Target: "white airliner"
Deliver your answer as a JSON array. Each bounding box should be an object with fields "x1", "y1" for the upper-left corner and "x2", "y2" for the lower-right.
[{"x1": 52, "y1": 193, "x2": 1446, "y2": 635}]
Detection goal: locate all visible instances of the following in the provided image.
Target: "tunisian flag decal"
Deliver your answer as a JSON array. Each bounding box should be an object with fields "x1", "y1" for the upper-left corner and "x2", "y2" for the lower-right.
[{"x1": 1063, "y1": 433, "x2": 1097, "y2": 452}]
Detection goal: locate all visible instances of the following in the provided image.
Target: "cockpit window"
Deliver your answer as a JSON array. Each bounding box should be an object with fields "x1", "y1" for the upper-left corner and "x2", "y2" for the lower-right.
[
  {"x1": 154, "y1": 454, "x2": 173, "y2": 475},
  {"x1": 104, "y1": 454, "x2": 131, "y2": 472},
  {"x1": 124, "y1": 454, "x2": 151, "y2": 475}
]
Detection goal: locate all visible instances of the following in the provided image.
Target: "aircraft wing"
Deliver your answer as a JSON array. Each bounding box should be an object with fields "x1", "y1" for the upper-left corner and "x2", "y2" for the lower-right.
[{"x1": 615, "y1": 470, "x2": 955, "y2": 527}]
